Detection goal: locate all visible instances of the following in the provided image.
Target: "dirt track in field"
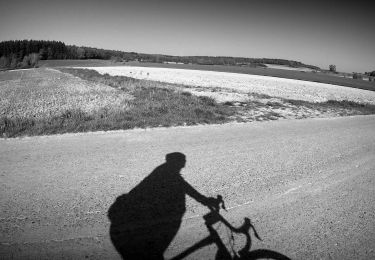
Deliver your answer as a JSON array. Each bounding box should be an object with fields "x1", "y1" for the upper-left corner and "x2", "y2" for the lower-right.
[{"x1": 1, "y1": 116, "x2": 375, "y2": 259}]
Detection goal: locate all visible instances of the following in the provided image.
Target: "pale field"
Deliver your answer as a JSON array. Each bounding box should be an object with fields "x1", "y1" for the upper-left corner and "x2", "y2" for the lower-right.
[
  {"x1": 0, "y1": 68, "x2": 133, "y2": 118},
  {"x1": 264, "y1": 64, "x2": 315, "y2": 72},
  {"x1": 86, "y1": 66, "x2": 375, "y2": 104}
]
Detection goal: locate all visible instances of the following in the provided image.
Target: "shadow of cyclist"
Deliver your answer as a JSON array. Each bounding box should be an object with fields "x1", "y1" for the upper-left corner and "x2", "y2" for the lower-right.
[{"x1": 108, "y1": 152, "x2": 218, "y2": 260}]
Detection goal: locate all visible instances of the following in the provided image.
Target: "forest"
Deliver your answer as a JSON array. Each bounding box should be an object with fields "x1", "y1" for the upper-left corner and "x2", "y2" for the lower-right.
[{"x1": 0, "y1": 39, "x2": 320, "y2": 70}]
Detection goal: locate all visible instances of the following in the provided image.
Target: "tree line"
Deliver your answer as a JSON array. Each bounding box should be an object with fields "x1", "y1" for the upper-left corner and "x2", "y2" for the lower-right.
[{"x1": 0, "y1": 39, "x2": 320, "y2": 70}]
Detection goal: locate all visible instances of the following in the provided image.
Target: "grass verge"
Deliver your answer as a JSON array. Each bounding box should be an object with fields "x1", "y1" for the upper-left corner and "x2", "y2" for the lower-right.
[
  {"x1": 1, "y1": 69, "x2": 235, "y2": 137},
  {"x1": 285, "y1": 99, "x2": 375, "y2": 115},
  {"x1": 2, "y1": 68, "x2": 375, "y2": 138}
]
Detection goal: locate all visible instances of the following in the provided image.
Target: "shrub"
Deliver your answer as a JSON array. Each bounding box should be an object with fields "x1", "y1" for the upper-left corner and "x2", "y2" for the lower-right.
[
  {"x1": 353, "y1": 73, "x2": 363, "y2": 80},
  {"x1": 329, "y1": 64, "x2": 336, "y2": 72}
]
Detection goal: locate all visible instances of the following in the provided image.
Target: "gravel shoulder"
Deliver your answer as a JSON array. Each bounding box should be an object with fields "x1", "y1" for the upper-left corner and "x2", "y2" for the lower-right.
[{"x1": 1, "y1": 116, "x2": 375, "y2": 259}]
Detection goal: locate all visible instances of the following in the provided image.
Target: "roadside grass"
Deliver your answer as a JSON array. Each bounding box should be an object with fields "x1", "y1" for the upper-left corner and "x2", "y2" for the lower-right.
[
  {"x1": 0, "y1": 70, "x2": 26, "y2": 81},
  {"x1": 2, "y1": 68, "x2": 375, "y2": 138},
  {"x1": 0, "y1": 68, "x2": 133, "y2": 119},
  {"x1": 224, "y1": 94, "x2": 375, "y2": 122},
  {"x1": 285, "y1": 99, "x2": 375, "y2": 115},
  {"x1": 0, "y1": 69, "x2": 235, "y2": 137}
]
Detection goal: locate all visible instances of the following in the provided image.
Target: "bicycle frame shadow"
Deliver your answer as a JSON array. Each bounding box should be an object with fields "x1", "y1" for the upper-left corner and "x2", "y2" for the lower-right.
[{"x1": 172, "y1": 209, "x2": 291, "y2": 260}]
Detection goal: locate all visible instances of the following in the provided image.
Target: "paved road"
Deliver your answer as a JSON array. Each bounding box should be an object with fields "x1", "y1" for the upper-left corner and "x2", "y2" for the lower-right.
[{"x1": 1, "y1": 116, "x2": 374, "y2": 259}]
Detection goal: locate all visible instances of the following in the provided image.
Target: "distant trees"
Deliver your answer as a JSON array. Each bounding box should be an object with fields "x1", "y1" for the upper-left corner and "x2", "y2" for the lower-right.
[
  {"x1": 0, "y1": 40, "x2": 67, "y2": 60},
  {"x1": 20, "y1": 53, "x2": 39, "y2": 68},
  {"x1": 9, "y1": 55, "x2": 18, "y2": 69},
  {"x1": 76, "y1": 47, "x2": 86, "y2": 59},
  {"x1": 329, "y1": 64, "x2": 336, "y2": 72},
  {"x1": 138, "y1": 55, "x2": 320, "y2": 69},
  {"x1": 29, "y1": 53, "x2": 40, "y2": 67},
  {"x1": 0, "y1": 39, "x2": 322, "y2": 70},
  {"x1": 352, "y1": 73, "x2": 363, "y2": 80},
  {"x1": 0, "y1": 53, "x2": 39, "y2": 69},
  {"x1": 21, "y1": 55, "x2": 31, "y2": 68},
  {"x1": 0, "y1": 40, "x2": 66, "y2": 69},
  {"x1": 0, "y1": 56, "x2": 10, "y2": 68},
  {"x1": 0, "y1": 39, "x2": 133, "y2": 69}
]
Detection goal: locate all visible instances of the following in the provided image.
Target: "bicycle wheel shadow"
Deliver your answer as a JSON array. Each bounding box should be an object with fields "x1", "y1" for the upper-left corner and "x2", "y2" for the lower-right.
[
  {"x1": 172, "y1": 211, "x2": 291, "y2": 260},
  {"x1": 108, "y1": 152, "x2": 218, "y2": 260}
]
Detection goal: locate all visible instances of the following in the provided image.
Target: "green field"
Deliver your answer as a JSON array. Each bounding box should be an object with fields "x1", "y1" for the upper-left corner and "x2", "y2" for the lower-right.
[{"x1": 37, "y1": 59, "x2": 115, "y2": 68}]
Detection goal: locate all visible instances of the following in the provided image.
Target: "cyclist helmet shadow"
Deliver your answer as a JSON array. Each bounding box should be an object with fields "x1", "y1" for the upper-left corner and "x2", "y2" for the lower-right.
[{"x1": 108, "y1": 152, "x2": 218, "y2": 260}]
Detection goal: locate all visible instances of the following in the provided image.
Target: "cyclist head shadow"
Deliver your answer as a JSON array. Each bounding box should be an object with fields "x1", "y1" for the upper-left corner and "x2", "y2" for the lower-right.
[{"x1": 108, "y1": 152, "x2": 218, "y2": 260}]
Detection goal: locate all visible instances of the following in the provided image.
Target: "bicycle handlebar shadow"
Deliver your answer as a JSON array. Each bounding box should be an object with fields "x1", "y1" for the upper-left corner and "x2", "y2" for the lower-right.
[
  {"x1": 108, "y1": 152, "x2": 218, "y2": 260},
  {"x1": 172, "y1": 209, "x2": 291, "y2": 260}
]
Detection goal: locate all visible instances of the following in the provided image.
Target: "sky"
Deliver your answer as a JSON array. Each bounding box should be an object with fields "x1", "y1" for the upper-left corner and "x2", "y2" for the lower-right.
[{"x1": 1, "y1": 0, "x2": 374, "y2": 73}]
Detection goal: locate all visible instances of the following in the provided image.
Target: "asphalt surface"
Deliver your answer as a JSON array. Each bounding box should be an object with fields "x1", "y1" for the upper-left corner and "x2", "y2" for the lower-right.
[{"x1": 1, "y1": 116, "x2": 374, "y2": 259}]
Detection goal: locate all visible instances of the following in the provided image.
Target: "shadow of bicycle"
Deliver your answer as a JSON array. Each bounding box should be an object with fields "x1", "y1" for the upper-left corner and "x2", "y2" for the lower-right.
[
  {"x1": 107, "y1": 152, "x2": 290, "y2": 260},
  {"x1": 172, "y1": 208, "x2": 291, "y2": 260}
]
